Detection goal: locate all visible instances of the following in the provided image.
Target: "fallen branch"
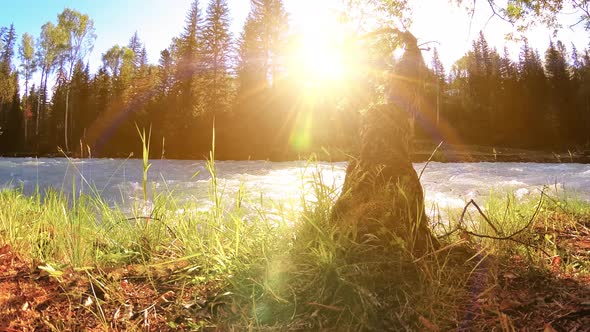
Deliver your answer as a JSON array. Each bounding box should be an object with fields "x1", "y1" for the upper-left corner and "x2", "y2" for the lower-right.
[
  {"x1": 459, "y1": 200, "x2": 501, "y2": 236},
  {"x1": 458, "y1": 187, "x2": 546, "y2": 242},
  {"x1": 435, "y1": 188, "x2": 551, "y2": 257}
]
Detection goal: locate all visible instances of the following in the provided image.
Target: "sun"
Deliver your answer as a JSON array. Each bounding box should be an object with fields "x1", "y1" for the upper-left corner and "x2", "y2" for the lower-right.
[
  {"x1": 289, "y1": 9, "x2": 353, "y2": 87},
  {"x1": 299, "y1": 32, "x2": 348, "y2": 84}
]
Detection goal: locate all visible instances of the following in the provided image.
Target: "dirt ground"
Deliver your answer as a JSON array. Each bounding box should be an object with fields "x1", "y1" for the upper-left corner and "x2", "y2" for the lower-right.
[{"x1": 0, "y1": 245, "x2": 222, "y2": 331}]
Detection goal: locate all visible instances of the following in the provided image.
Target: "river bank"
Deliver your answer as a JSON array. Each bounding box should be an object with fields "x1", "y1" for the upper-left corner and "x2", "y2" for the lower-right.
[
  {"x1": 3, "y1": 143, "x2": 590, "y2": 163},
  {"x1": 413, "y1": 143, "x2": 590, "y2": 163}
]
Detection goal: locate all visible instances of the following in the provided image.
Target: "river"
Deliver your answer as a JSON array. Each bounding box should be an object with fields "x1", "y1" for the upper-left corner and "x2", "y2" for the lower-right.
[{"x1": 1, "y1": 158, "x2": 588, "y2": 218}]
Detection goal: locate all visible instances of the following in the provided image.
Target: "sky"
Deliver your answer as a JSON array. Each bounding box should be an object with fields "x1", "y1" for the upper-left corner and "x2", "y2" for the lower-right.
[
  {"x1": 409, "y1": 1, "x2": 589, "y2": 68},
  {"x1": 0, "y1": 0, "x2": 588, "y2": 74}
]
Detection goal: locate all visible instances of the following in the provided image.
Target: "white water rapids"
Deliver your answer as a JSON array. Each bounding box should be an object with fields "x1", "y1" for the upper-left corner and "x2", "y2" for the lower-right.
[{"x1": 1, "y1": 158, "x2": 589, "y2": 219}]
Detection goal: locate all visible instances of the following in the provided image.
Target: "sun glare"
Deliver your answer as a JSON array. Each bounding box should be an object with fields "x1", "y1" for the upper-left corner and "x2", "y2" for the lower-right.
[
  {"x1": 290, "y1": 7, "x2": 352, "y2": 87},
  {"x1": 299, "y1": 33, "x2": 347, "y2": 84}
]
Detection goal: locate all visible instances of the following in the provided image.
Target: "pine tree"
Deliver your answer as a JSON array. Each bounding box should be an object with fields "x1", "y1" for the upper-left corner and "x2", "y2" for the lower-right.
[
  {"x1": 139, "y1": 47, "x2": 148, "y2": 69},
  {"x1": 69, "y1": 60, "x2": 90, "y2": 148},
  {"x1": 203, "y1": 0, "x2": 233, "y2": 115},
  {"x1": 545, "y1": 40, "x2": 575, "y2": 144},
  {"x1": 127, "y1": 31, "x2": 144, "y2": 70},
  {"x1": 4, "y1": 88, "x2": 22, "y2": 152},
  {"x1": 0, "y1": 24, "x2": 18, "y2": 153},
  {"x1": 430, "y1": 47, "x2": 445, "y2": 127},
  {"x1": 176, "y1": 0, "x2": 203, "y2": 90},
  {"x1": 165, "y1": 0, "x2": 205, "y2": 156},
  {"x1": 237, "y1": 0, "x2": 289, "y2": 93},
  {"x1": 89, "y1": 67, "x2": 112, "y2": 131},
  {"x1": 0, "y1": 24, "x2": 16, "y2": 73},
  {"x1": 237, "y1": 15, "x2": 266, "y2": 94},
  {"x1": 462, "y1": 32, "x2": 501, "y2": 143},
  {"x1": 496, "y1": 47, "x2": 520, "y2": 144},
  {"x1": 477, "y1": 31, "x2": 493, "y2": 76},
  {"x1": 499, "y1": 47, "x2": 516, "y2": 80},
  {"x1": 431, "y1": 47, "x2": 445, "y2": 83},
  {"x1": 518, "y1": 39, "x2": 547, "y2": 146},
  {"x1": 0, "y1": 24, "x2": 16, "y2": 104},
  {"x1": 157, "y1": 49, "x2": 175, "y2": 96},
  {"x1": 251, "y1": 0, "x2": 288, "y2": 85}
]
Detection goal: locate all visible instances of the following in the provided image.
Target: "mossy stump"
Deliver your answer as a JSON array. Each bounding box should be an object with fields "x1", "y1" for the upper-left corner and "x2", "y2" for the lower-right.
[{"x1": 331, "y1": 103, "x2": 438, "y2": 254}]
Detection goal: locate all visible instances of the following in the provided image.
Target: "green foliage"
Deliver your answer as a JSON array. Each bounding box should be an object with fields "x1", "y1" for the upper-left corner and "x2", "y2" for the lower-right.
[
  {"x1": 18, "y1": 33, "x2": 36, "y2": 83},
  {"x1": 457, "y1": 0, "x2": 590, "y2": 33},
  {"x1": 57, "y1": 8, "x2": 97, "y2": 151}
]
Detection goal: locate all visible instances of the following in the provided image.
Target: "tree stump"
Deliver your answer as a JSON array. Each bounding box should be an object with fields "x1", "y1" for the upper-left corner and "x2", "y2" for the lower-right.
[{"x1": 332, "y1": 104, "x2": 437, "y2": 254}]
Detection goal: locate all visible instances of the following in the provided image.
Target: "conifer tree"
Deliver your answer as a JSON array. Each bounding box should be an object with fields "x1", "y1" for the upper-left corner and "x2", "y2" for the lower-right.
[
  {"x1": 519, "y1": 39, "x2": 547, "y2": 145},
  {"x1": 430, "y1": 47, "x2": 445, "y2": 126},
  {"x1": 128, "y1": 31, "x2": 144, "y2": 70},
  {"x1": 237, "y1": 16, "x2": 266, "y2": 94},
  {"x1": 176, "y1": 0, "x2": 203, "y2": 96},
  {"x1": 431, "y1": 47, "x2": 445, "y2": 83},
  {"x1": 545, "y1": 40, "x2": 574, "y2": 143},
  {"x1": 237, "y1": 0, "x2": 288, "y2": 92},
  {"x1": 157, "y1": 49, "x2": 175, "y2": 96},
  {"x1": 203, "y1": 0, "x2": 233, "y2": 115},
  {"x1": 0, "y1": 24, "x2": 18, "y2": 153},
  {"x1": 69, "y1": 60, "x2": 90, "y2": 146},
  {"x1": 0, "y1": 24, "x2": 16, "y2": 104},
  {"x1": 165, "y1": 0, "x2": 205, "y2": 156}
]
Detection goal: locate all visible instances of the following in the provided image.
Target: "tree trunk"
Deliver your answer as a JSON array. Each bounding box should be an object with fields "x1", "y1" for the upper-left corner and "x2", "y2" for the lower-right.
[
  {"x1": 331, "y1": 104, "x2": 437, "y2": 254},
  {"x1": 35, "y1": 68, "x2": 44, "y2": 139},
  {"x1": 65, "y1": 88, "x2": 70, "y2": 152},
  {"x1": 65, "y1": 59, "x2": 76, "y2": 153},
  {"x1": 331, "y1": 30, "x2": 437, "y2": 255},
  {"x1": 24, "y1": 78, "x2": 28, "y2": 148}
]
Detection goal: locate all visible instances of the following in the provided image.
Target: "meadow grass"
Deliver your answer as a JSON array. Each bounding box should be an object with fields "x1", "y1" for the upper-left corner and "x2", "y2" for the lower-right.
[{"x1": 0, "y1": 152, "x2": 589, "y2": 330}]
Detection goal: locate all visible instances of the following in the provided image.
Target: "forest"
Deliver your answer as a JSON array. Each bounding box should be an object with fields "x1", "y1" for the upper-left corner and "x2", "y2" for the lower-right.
[{"x1": 1, "y1": 0, "x2": 590, "y2": 160}]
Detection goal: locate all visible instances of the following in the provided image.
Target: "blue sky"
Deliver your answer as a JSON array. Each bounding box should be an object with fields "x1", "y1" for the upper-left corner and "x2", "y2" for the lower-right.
[
  {"x1": 0, "y1": 0, "x2": 588, "y2": 73},
  {"x1": 0, "y1": 0, "x2": 250, "y2": 72}
]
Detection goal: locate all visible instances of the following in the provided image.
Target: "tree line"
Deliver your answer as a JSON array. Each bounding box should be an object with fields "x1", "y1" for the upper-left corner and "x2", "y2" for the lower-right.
[
  {"x1": 431, "y1": 32, "x2": 590, "y2": 149},
  {"x1": 0, "y1": 0, "x2": 589, "y2": 160}
]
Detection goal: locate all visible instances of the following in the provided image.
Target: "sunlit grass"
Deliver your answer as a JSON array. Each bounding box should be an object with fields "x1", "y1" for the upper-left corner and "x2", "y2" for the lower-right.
[{"x1": 0, "y1": 151, "x2": 589, "y2": 329}]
